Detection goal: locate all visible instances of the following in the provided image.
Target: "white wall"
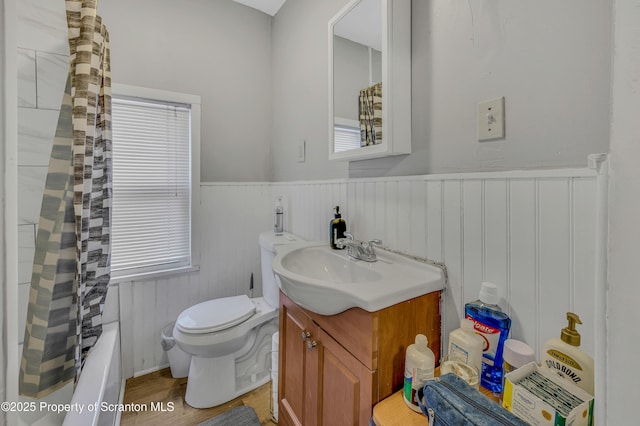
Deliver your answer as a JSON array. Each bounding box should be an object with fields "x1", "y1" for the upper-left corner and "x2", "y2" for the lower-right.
[
  {"x1": 297, "y1": 172, "x2": 598, "y2": 360},
  {"x1": 2, "y1": 0, "x2": 19, "y2": 423},
  {"x1": 125, "y1": 170, "x2": 600, "y2": 381},
  {"x1": 607, "y1": 0, "x2": 640, "y2": 422},
  {"x1": 271, "y1": 0, "x2": 612, "y2": 180},
  {"x1": 119, "y1": 181, "x2": 347, "y2": 377},
  {"x1": 1, "y1": 0, "x2": 8, "y2": 422},
  {"x1": 99, "y1": 0, "x2": 273, "y2": 182}
]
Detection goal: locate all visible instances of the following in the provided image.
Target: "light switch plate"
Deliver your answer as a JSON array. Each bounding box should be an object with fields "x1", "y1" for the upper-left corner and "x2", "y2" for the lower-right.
[
  {"x1": 477, "y1": 97, "x2": 505, "y2": 141},
  {"x1": 297, "y1": 140, "x2": 306, "y2": 162}
]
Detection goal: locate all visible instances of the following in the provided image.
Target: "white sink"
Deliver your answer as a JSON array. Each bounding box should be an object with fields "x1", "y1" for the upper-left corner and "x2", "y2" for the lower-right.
[{"x1": 272, "y1": 241, "x2": 444, "y2": 315}]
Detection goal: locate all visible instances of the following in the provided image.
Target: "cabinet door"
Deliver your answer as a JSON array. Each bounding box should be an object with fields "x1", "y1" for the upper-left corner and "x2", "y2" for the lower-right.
[
  {"x1": 279, "y1": 297, "x2": 319, "y2": 426},
  {"x1": 318, "y1": 328, "x2": 375, "y2": 426}
]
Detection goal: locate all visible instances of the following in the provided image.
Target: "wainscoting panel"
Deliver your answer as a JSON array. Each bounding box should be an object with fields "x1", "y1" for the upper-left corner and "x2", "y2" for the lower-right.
[
  {"x1": 343, "y1": 170, "x2": 597, "y2": 359},
  {"x1": 271, "y1": 180, "x2": 348, "y2": 241},
  {"x1": 119, "y1": 271, "x2": 201, "y2": 378},
  {"x1": 120, "y1": 169, "x2": 598, "y2": 378},
  {"x1": 120, "y1": 181, "x2": 348, "y2": 378},
  {"x1": 508, "y1": 179, "x2": 538, "y2": 347},
  {"x1": 442, "y1": 179, "x2": 464, "y2": 352}
]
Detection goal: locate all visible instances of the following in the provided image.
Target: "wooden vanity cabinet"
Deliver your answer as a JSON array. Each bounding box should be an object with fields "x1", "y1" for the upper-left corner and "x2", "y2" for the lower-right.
[{"x1": 278, "y1": 290, "x2": 441, "y2": 426}]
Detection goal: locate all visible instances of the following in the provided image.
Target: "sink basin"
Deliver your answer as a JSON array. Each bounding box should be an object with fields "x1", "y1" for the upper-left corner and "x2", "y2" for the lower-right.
[{"x1": 272, "y1": 241, "x2": 444, "y2": 315}]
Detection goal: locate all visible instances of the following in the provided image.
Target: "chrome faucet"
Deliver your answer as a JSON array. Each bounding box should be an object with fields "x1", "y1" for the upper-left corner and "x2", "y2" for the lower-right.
[{"x1": 336, "y1": 233, "x2": 382, "y2": 262}]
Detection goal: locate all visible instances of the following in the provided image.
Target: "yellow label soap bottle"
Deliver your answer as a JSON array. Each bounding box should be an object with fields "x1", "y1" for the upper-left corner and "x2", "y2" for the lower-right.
[{"x1": 540, "y1": 312, "x2": 594, "y2": 395}]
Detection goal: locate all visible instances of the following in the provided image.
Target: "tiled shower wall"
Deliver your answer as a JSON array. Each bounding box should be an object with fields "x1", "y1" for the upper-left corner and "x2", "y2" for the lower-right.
[
  {"x1": 15, "y1": 0, "x2": 121, "y2": 349},
  {"x1": 118, "y1": 170, "x2": 597, "y2": 378},
  {"x1": 16, "y1": 0, "x2": 68, "y2": 346}
]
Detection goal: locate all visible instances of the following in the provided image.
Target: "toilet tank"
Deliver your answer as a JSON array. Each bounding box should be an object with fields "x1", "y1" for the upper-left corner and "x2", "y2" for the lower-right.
[{"x1": 259, "y1": 231, "x2": 302, "y2": 308}]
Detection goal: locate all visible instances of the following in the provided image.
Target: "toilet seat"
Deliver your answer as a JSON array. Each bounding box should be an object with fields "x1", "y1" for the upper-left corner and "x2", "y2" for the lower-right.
[{"x1": 176, "y1": 295, "x2": 256, "y2": 334}]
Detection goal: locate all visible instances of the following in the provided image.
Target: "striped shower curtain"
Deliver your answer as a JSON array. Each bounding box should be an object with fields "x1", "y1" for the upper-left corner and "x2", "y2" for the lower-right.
[
  {"x1": 19, "y1": 0, "x2": 112, "y2": 398},
  {"x1": 358, "y1": 82, "x2": 383, "y2": 146}
]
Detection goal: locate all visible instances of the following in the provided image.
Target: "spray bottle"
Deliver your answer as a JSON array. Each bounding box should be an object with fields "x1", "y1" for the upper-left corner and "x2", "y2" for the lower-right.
[{"x1": 274, "y1": 196, "x2": 284, "y2": 235}]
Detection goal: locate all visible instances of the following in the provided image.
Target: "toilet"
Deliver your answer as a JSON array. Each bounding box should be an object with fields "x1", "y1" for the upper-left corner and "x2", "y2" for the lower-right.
[{"x1": 173, "y1": 231, "x2": 301, "y2": 408}]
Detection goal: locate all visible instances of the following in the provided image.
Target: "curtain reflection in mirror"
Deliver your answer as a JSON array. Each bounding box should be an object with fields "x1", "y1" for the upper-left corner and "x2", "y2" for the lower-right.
[{"x1": 359, "y1": 82, "x2": 382, "y2": 146}]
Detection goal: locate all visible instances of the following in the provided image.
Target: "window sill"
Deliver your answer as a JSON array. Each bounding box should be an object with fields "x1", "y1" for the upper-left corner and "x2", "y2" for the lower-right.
[{"x1": 109, "y1": 265, "x2": 200, "y2": 285}]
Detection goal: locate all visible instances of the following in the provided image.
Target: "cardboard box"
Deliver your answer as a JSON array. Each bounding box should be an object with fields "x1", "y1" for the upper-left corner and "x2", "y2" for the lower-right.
[{"x1": 502, "y1": 362, "x2": 594, "y2": 426}]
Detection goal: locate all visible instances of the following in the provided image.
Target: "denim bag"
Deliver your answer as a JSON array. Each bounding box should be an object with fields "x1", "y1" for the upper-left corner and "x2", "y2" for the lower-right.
[{"x1": 417, "y1": 373, "x2": 528, "y2": 426}]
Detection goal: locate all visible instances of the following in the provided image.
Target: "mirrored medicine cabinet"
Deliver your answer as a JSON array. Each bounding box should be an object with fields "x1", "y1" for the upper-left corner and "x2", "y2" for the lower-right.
[{"x1": 328, "y1": 0, "x2": 411, "y2": 161}]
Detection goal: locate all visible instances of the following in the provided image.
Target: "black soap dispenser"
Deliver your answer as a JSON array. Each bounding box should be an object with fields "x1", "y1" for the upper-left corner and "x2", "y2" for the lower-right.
[{"x1": 330, "y1": 206, "x2": 347, "y2": 249}]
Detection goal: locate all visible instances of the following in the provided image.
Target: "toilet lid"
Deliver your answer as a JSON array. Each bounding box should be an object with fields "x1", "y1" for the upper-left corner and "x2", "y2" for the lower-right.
[{"x1": 176, "y1": 295, "x2": 256, "y2": 334}]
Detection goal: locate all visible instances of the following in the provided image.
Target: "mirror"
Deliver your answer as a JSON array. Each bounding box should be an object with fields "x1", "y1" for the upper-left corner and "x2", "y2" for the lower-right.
[{"x1": 329, "y1": 0, "x2": 411, "y2": 161}]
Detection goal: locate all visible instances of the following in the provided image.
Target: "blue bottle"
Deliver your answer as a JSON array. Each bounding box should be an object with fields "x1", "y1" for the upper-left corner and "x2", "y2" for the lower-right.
[{"x1": 464, "y1": 282, "x2": 511, "y2": 393}]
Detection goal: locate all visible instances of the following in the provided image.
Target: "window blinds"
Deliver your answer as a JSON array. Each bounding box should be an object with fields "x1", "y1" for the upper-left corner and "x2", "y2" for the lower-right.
[
  {"x1": 111, "y1": 97, "x2": 192, "y2": 277},
  {"x1": 334, "y1": 124, "x2": 362, "y2": 152}
]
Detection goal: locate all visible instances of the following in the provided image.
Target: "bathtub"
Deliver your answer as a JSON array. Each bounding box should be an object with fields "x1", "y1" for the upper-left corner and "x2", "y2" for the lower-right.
[
  {"x1": 18, "y1": 322, "x2": 122, "y2": 426},
  {"x1": 63, "y1": 322, "x2": 122, "y2": 426}
]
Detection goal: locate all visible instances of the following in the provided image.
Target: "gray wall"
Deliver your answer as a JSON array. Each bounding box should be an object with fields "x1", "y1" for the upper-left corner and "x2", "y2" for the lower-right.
[
  {"x1": 271, "y1": 0, "x2": 612, "y2": 181},
  {"x1": 99, "y1": 0, "x2": 612, "y2": 182},
  {"x1": 1, "y1": 0, "x2": 6, "y2": 421},
  {"x1": 271, "y1": 0, "x2": 348, "y2": 181},
  {"x1": 608, "y1": 0, "x2": 640, "y2": 421},
  {"x1": 333, "y1": 35, "x2": 381, "y2": 121},
  {"x1": 100, "y1": 0, "x2": 272, "y2": 182}
]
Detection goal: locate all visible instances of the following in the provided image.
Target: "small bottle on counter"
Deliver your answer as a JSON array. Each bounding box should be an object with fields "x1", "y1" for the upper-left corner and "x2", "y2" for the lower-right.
[
  {"x1": 501, "y1": 339, "x2": 535, "y2": 402},
  {"x1": 403, "y1": 334, "x2": 435, "y2": 412},
  {"x1": 465, "y1": 282, "x2": 512, "y2": 393},
  {"x1": 540, "y1": 312, "x2": 594, "y2": 395},
  {"x1": 329, "y1": 206, "x2": 346, "y2": 249},
  {"x1": 448, "y1": 318, "x2": 484, "y2": 376},
  {"x1": 502, "y1": 339, "x2": 535, "y2": 376},
  {"x1": 274, "y1": 196, "x2": 284, "y2": 235}
]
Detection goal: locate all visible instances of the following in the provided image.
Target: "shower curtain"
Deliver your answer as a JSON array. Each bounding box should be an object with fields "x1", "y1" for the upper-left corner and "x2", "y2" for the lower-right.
[
  {"x1": 19, "y1": 0, "x2": 112, "y2": 398},
  {"x1": 358, "y1": 82, "x2": 382, "y2": 146}
]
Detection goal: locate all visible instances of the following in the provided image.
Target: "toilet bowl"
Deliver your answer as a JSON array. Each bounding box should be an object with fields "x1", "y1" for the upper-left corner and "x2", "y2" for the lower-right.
[{"x1": 173, "y1": 231, "x2": 302, "y2": 408}]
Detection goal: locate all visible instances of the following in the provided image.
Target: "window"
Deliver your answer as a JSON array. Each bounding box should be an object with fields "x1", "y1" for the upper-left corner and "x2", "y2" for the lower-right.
[
  {"x1": 334, "y1": 117, "x2": 362, "y2": 152},
  {"x1": 110, "y1": 85, "x2": 200, "y2": 279}
]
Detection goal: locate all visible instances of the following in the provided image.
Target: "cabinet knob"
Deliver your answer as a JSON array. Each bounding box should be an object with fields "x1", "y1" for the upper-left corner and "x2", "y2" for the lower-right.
[
  {"x1": 301, "y1": 331, "x2": 311, "y2": 342},
  {"x1": 307, "y1": 340, "x2": 318, "y2": 351}
]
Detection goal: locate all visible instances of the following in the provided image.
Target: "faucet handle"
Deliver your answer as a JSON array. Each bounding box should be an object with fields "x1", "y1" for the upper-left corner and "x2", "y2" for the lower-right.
[{"x1": 362, "y1": 239, "x2": 382, "y2": 258}]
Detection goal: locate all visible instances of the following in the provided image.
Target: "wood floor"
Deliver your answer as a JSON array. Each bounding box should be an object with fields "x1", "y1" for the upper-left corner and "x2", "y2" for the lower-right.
[{"x1": 120, "y1": 368, "x2": 276, "y2": 425}]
